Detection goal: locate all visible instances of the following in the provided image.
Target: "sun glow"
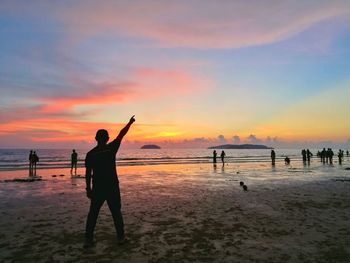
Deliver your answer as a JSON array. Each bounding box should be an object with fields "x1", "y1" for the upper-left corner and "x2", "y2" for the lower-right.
[{"x1": 146, "y1": 131, "x2": 183, "y2": 139}]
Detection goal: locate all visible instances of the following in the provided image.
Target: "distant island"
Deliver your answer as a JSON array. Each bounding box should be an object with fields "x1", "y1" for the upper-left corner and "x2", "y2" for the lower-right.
[
  {"x1": 208, "y1": 144, "x2": 273, "y2": 149},
  {"x1": 141, "y1": 144, "x2": 161, "y2": 149}
]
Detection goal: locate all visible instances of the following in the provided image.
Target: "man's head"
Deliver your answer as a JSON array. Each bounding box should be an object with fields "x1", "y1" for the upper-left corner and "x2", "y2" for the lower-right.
[{"x1": 95, "y1": 129, "x2": 109, "y2": 145}]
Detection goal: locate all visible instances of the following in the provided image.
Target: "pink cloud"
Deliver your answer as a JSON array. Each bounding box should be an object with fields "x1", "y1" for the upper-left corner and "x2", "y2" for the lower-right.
[
  {"x1": 56, "y1": 0, "x2": 350, "y2": 48},
  {"x1": 35, "y1": 67, "x2": 210, "y2": 114},
  {"x1": 132, "y1": 67, "x2": 210, "y2": 95},
  {"x1": 0, "y1": 64, "x2": 211, "y2": 147},
  {"x1": 1, "y1": 1, "x2": 349, "y2": 50}
]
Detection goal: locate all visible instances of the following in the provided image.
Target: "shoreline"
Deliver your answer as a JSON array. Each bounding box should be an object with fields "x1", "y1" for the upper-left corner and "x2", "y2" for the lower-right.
[
  {"x1": 0, "y1": 157, "x2": 305, "y2": 172},
  {"x1": 3, "y1": 148, "x2": 348, "y2": 173}
]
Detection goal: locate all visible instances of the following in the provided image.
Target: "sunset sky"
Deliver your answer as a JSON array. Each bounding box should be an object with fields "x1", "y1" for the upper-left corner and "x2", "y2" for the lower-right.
[{"x1": 1, "y1": 0, "x2": 350, "y2": 148}]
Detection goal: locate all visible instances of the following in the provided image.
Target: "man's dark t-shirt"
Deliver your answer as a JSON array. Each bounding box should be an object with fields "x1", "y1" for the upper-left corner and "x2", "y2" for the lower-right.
[
  {"x1": 71, "y1": 152, "x2": 78, "y2": 163},
  {"x1": 85, "y1": 138, "x2": 121, "y2": 193}
]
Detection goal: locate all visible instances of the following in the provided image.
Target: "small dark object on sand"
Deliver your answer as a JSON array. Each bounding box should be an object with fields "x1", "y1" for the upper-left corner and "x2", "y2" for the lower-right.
[
  {"x1": 59, "y1": 174, "x2": 65, "y2": 177},
  {"x1": 239, "y1": 181, "x2": 244, "y2": 186},
  {"x1": 345, "y1": 167, "x2": 350, "y2": 170},
  {"x1": 333, "y1": 179, "x2": 350, "y2": 182},
  {"x1": 243, "y1": 185, "x2": 248, "y2": 191},
  {"x1": 236, "y1": 171, "x2": 240, "y2": 174},
  {"x1": 71, "y1": 175, "x2": 85, "y2": 179}
]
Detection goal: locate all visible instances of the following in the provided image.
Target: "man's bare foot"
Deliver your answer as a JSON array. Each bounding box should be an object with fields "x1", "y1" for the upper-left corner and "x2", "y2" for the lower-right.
[{"x1": 117, "y1": 236, "x2": 128, "y2": 245}]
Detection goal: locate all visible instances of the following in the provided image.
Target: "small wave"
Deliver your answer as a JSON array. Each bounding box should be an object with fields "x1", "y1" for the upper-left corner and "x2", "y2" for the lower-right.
[{"x1": 0, "y1": 157, "x2": 309, "y2": 171}]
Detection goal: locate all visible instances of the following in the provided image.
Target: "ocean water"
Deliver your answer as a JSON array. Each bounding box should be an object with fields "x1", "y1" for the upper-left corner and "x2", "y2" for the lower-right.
[
  {"x1": 0, "y1": 148, "x2": 349, "y2": 186},
  {"x1": 0, "y1": 148, "x2": 345, "y2": 171}
]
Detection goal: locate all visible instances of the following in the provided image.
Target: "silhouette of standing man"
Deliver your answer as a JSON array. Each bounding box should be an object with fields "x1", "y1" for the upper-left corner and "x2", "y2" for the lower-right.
[
  {"x1": 338, "y1": 150, "x2": 343, "y2": 165},
  {"x1": 84, "y1": 115, "x2": 135, "y2": 248},
  {"x1": 220, "y1": 150, "x2": 226, "y2": 165},
  {"x1": 271, "y1": 150, "x2": 276, "y2": 166},
  {"x1": 301, "y1": 149, "x2": 307, "y2": 163},
  {"x1": 306, "y1": 149, "x2": 312, "y2": 164},
  {"x1": 28, "y1": 150, "x2": 33, "y2": 176},
  {"x1": 32, "y1": 151, "x2": 39, "y2": 176},
  {"x1": 71, "y1": 149, "x2": 78, "y2": 175},
  {"x1": 213, "y1": 150, "x2": 217, "y2": 164}
]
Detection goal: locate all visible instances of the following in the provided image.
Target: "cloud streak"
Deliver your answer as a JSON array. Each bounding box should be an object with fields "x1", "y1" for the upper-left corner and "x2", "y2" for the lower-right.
[
  {"x1": 58, "y1": 0, "x2": 350, "y2": 48},
  {"x1": 41, "y1": 67, "x2": 209, "y2": 113},
  {"x1": 1, "y1": 66, "x2": 209, "y2": 117},
  {"x1": 2, "y1": 0, "x2": 349, "y2": 49}
]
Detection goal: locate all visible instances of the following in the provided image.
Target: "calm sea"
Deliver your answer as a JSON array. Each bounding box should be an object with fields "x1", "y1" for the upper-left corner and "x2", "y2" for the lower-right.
[{"x1": 0, "y1": 148, "x2": 318, "y2": 171}]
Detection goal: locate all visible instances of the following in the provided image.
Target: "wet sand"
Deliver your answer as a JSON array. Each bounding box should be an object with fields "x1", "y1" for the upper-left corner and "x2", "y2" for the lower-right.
[{"x1": 1, "y1": 163, "x2": 350, "y2": 262}]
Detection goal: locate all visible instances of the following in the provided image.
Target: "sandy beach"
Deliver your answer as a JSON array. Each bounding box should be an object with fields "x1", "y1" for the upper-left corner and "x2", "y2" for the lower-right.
[{"x1": 1, "y1": 163, "x2": 350, "y2": 262}]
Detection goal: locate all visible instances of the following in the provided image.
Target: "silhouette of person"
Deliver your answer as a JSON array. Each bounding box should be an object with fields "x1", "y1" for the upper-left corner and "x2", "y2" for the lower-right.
[
  {"x1": 284, "y1": 156, "x2": 290, "y2": 165},
  {"x1": 338, "y1": 150, "x2": 343, "y2": 165},
  {"x1": 28, "y1": 150, "x2": 34, "y2": 176},
  {"x1": 326, "y1": 148, "x2": 330, "y2": 163},
  {"x1": 71, "y1": 149, "x2": 78, "y2": 175},
  {"x1": 271, "y1": 150, "x2": 276, "y2": 166},
  {"x1": 220, "y1": 150, "x2": 226, "y2": 165},
  {"x1": 347, "y1": 150, "x2": 349, "y2": 157},
  {"x1": 84, "y1": 115, "x2": 135, "y2": 248},
  {"x1": 301, "y1": 149, "x2": 307, "y2": 163},
  {"x1": 321, "y1": 148, "x2": 326, "y2": 164},
  {"x1": 32, "y1": 151, "x2": 39, "y2": 176},
  {"x1": 213, "y1": 150, "x2": 217, "y2": 164},
  {"x1": 306, "y1": 149, "x2": 312, "y2": 164},
  {"x1": 328, "y1": 148, "x2": 334, "y2": 164}
]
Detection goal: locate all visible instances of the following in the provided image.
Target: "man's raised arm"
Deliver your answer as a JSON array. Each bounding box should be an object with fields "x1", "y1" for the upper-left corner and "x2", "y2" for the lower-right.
[{"x1": 116, "y1": 115, "x2": 135, "y2": 141}]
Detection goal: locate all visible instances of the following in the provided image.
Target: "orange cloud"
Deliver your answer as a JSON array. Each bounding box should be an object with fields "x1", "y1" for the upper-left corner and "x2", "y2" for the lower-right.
[
  {"x1": 0, "y1": 118, "x2": 128, "y2": 144},
  {"x1": 39, "y1": 82, "x2": 136, "y2": 113},
  {"x1": 0, "y1": 116, "x2": 188, "y2": 145}
]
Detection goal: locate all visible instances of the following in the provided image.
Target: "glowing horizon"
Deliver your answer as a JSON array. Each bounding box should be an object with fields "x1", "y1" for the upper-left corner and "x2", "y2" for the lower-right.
[{"x1": 1, "y1": 1, "x2": 350, "y2": 149}]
